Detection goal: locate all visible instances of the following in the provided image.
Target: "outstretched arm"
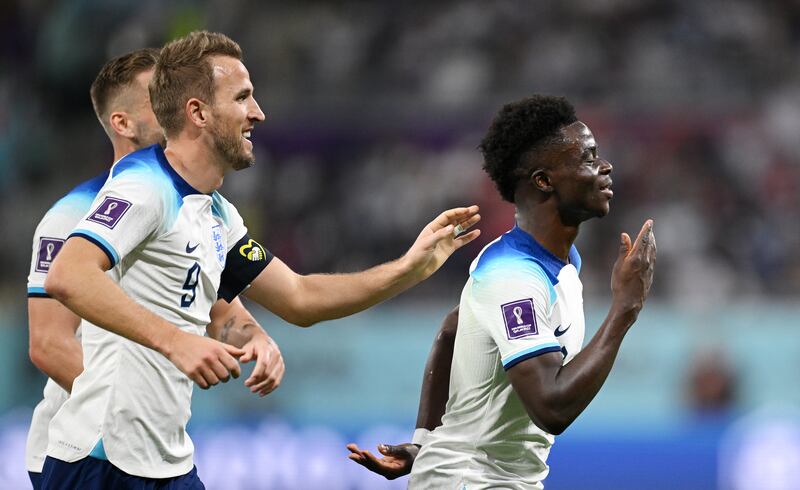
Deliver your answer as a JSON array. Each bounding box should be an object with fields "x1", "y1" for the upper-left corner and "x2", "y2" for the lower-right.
[
  {"x1": 207, "y1": 298, "x2": 285, "y2": 396},
  {"x1": 508, "y1": 220, "x2": 656, "y2": 435},
  {"x1": 347, "y1": 306, "x2": 460, "y2": 479},
  {"x1": 245, "y1": 207, "x2": 480, "y2": 327},
  {"x1": 28, "y1": 298, "x2": 82, "y2": 392}
]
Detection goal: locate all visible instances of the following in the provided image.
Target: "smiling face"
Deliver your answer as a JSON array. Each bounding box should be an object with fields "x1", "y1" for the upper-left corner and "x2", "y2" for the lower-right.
[
  {"x1": 536, "y1": 121, "x2": 613, "y2": 224},
  {"x1": 207, "y1": 55, "x2": 265, "y2": 170}
]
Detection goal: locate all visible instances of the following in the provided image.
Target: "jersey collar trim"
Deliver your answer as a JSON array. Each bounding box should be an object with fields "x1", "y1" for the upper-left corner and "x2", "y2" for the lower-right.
[
  {"x1": 154, "y1": 145, "x2": 206, "y2": 197},
  {"x1": 508, "y1": 225, "x2": 581, "y2": 280}
]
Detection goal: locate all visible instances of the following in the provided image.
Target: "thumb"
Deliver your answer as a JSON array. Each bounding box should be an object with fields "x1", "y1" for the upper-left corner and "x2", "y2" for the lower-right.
[
  {"x1": 378, "y1": 444, "x2": 403, "y2": 456},
  {"x1": 224, "y1": 343, "x2": 246, "y2": 358},
  {"x1": 619, "y1": 232, "x2": 631, "y2": 257}
]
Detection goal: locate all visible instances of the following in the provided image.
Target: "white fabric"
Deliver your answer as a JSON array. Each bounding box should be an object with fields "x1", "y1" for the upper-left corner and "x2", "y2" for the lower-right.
[
  {"x1": 410, "y1": 228, "x2": 586, "y2": 489},
  {"x1": 25, "y1": 172, "x2": 108, "y2": 473},
  {"x1": 47, "y1": 146, "x2": 247, "y2": 478}
]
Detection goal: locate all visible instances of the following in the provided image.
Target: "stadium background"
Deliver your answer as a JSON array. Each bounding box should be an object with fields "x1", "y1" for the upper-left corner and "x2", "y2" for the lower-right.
[{"x1": 2, "y1": 0, "x2": 800, "y2": 488}]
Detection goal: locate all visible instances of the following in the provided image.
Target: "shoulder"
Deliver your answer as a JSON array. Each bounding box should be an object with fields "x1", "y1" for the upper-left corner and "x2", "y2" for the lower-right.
[
  {"x1": 38, "y1": 171, "x2": 111, "y2": 234},
  {"x1": 211, "y1": 191, "x2": 238, "y2": 225},
  {"x1": 470, "y1": 234, "x2": 554, "y2": 286}
]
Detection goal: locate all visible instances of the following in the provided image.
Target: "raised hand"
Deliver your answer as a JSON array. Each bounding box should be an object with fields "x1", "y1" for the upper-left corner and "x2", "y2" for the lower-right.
[
  {"x1": 241, "y1": 334, "x2": 285, "y2": 397},
  {"x1": 610, "y1": 219, "x2": 657, "y2": 319},
  {"x1": 164, "y1": 329, "x2": 245, "y2": 389},
  {"x1": 346, "y1": 442, "x2": 419, "y2": 480},
  {"x1": 402, "y1": 206, "x2": 481, "y2": 280}
]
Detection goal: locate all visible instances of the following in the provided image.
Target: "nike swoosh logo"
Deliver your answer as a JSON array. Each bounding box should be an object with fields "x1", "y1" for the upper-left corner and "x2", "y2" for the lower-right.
[
  {"x1": 554, "y1": 324, "x2": 571, "y2": 337},
  {"x1": 186, "y1": 242, "x2": 199, "y2": 253}
]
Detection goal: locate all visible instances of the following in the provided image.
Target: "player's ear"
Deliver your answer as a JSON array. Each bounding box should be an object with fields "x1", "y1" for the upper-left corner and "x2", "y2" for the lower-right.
[
  {"x1": 186, "y1": 98, "x2": 209, "y2": 129},
  {"x1": 109, "y1": 111, "x2": 135, "y2": 139},
  {"x1": 531, "y1": 169, "x2": 553, "y2": 193}
]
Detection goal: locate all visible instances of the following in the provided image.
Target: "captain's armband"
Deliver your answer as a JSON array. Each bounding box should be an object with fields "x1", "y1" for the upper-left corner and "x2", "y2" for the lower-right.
[{"x1": 218, "y1": 234, "x2": 273, "y2": 302}]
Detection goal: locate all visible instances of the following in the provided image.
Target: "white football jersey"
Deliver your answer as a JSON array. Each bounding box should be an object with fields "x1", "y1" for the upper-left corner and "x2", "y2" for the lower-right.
[
  {"x1": 46, "y1": 145, "x2": 253, "y2": 478},
  {"x1": 409, "y1": 226, "x2": 586, "y2": 490},
  {"x1": 25, "y1": 171, "x2": 109, "y2": 473}
]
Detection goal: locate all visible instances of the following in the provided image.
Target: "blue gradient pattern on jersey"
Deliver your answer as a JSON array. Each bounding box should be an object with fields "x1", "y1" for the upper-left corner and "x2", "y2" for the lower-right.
[
  {"x1": 110, "y1": 145, "x2": 204, "y2": 229},
  {"x1": 211, "y1": 192, "x2": 231, "y2": 225},
  {"x1": 49, "y1": 170, "x2": 110, "y2": 216},
  {"x1": 471, "y1": 226, "x2": 583, "y2": 305}
]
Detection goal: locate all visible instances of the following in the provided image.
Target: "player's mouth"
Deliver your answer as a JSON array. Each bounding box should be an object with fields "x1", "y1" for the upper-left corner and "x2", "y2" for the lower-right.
[
  {"x1": 242, "y1": 129, "x2": 253, "y2": 148},
  {"x1": 599, "y1": 180, "x2": 613, "y2": 199}
]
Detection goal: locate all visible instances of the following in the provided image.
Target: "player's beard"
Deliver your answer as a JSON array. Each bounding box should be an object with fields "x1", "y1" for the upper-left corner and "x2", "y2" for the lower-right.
[{"x1": 210, "y1": 119, "x2": 254, "y2": 171}]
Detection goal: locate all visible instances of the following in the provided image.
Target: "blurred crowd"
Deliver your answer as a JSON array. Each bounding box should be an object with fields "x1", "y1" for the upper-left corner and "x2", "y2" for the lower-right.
[{"x1": 3, "y1": 0, "x2": 800, "y2": 308}]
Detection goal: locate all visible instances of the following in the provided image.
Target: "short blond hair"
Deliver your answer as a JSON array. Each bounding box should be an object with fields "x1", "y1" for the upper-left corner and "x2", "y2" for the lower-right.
[
  {"x1": 150, "y1": 31, "x2": 242, "y2": 136},
  {"x1": 90, "y1": 48, "x2": 159, "y2": 129}
]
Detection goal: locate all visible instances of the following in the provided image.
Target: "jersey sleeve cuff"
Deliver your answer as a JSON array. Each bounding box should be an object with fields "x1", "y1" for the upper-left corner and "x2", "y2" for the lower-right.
[
  {"x1": 411, "y1": 428, "x2": 431, "y2": 446},
  {"x1": 502, "y1": 342, "x2": 562, "y2": 370},
  {"x1": 27, "y1": 286, "x2": 50, "y2": 298},
  {"x1": 69, "y1": 229, "x2": 120, "y2": 267}
]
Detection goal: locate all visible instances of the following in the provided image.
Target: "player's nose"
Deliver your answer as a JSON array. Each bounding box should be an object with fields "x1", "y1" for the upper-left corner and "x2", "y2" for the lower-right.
[
  {"x1": 598, "y1": 158, "x2": 612, "y2": 174},
  {"x1": 249, "y1": 99, "x2": 266, "y2": 122}
]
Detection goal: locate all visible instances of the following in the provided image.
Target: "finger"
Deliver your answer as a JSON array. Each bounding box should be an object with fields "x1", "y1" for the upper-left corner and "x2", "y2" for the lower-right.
[
  {"x1": 250, "y1": 377, "x2": 277, "y2": 394},
  {"x1": 630, "y1": 219, "x2": 653, "y2": 254},
  {"x1": 245, "y1": 356, "x2": 268, "y2": 385},
  {"x1": 239, "y1": 345, "x2": 255, "y2": 364},
  {"x1": 192, "y1": 371, "x2": 209, "y2": 390},
  {"x1": 430, "y1": 206, "x2": 480, "y2": 231},
  {"x1": 224, "y1": 343, "x2": 246, "y2": 358},
  {"x1": 453, "y1": 229, "x2": 481, "y2": 249},
  {"x1": 210, "y1": 359, "x2": 232, "y2": 383},
  {"x1": 378, "y1": 444, "x2": 406, "y2": 456},
  {"x1": 453, "y1": 214, "x2": 481, "y2": 236},
  {"x1": 199, "y1": 365, "x2": 220, "y2": 388},
  {"x1": 618, "y1": 232, "x2": 631, "y2": 257},
  {"x1": 346, "y1": 443, "x2": 365, "y2": 454},
  {"x1": 219, "y1": 351, "x2": 241, "y2": 379}
]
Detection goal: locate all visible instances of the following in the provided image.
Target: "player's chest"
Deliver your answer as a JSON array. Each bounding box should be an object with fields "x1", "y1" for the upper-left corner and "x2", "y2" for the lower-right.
[
  {"x1": 551, "y1": 273, "x2": 585, "y2": 362},
  {"x1": 139, "y1": 198, "x2": 228, "y2": 294}
]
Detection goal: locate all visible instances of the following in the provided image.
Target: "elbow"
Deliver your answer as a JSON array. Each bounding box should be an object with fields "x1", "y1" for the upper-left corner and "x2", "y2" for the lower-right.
[
  {"x1": 29, "y1": 334, "x2": 52, "y2": 373},
  {"x1": 290, "y1": 315, "x2": 317, "y2": 328},
  {"x1": 526, "y1": 406, "x2": 574, "y2": 436},
  {"x1": 43, "y1": 266, "x2": 71, "y2": 303},
  {"x1": 531, "y1": 414, "x2": 571, "y2": 436}
]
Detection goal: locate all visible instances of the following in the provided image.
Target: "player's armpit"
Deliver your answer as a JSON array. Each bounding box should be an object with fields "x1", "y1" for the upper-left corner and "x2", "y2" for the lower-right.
[{"x1": 506, "y1": 350, "x2": 573, "y2": 435}]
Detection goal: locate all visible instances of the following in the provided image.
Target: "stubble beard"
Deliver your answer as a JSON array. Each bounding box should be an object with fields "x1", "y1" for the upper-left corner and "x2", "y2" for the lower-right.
[{"x1": 211, "y1": 122, "x2": 254, "y2": 171}]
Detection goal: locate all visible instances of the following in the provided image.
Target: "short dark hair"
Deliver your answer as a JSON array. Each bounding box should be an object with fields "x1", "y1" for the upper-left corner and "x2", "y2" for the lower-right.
[
  {"x1": 479, "y1": 95, "x2": 577, "y2": 203},
  {"x1": 90, "y1": 48, "x2": 160, "y2": 127},
  {"x1": 150, "y1": 31, "x2": 242, "y2": 137}
]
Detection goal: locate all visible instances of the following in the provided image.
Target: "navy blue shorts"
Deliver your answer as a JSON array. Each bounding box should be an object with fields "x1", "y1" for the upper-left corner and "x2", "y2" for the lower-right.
[
  {"x1": 29, "y1": 471, "x2": 42, "y2": 490},
  {"x1": 40, "y1": 456, "x2": 204, "y2": 490}
]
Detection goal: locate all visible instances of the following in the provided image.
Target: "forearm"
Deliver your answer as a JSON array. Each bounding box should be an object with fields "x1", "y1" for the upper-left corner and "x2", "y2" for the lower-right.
[
  {"x1": 415, "y1": 307, "x2": 458, "y2": 431},
  {"x1": 208, "y1": 302, "x2": 268, "y2": 348},
  {"x1": 30, "y1": 334, "x2": 83, "y2": 393},
  {"x1": 552, "y1": 310, "x2": 633, "y2": 419},
  {"x1": 303, "y1": 258, "x2": 420, "y2": 324},
  {"x1": 46, "y1": 262, "x2": 179, "y2": 357}
]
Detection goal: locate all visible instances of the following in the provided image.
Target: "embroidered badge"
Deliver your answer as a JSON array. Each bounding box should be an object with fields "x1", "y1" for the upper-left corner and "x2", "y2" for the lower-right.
[
  {"x1": 86, "y1": 197, "x2": 131, "y2": 229},
  {"x1": 35, "y1": 237, "x2": 65, "y2": 272},
  {"x1": 501, "y1": 299, "x2": 538, "y2": 340}
]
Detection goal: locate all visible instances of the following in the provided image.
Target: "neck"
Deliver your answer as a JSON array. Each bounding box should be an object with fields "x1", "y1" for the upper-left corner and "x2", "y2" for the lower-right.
[
  {"x1": 111, "y1": 140, "x2": 140, "y2": 164},
  {"x1": 162, "y1": 134, "x2": 225, "y2": 194},
  {"x1": 514, "y1": 193, "x2": 578, "y2": 262}
]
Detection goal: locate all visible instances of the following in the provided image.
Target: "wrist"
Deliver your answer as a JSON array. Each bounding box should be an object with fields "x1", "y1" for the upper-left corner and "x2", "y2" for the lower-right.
[
  {"x1": 607, "y1": 303, "x2": 639, "y2": 329},
  {"x1": 156, "y1": 325, "x2": 183, "y2": 359}
]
